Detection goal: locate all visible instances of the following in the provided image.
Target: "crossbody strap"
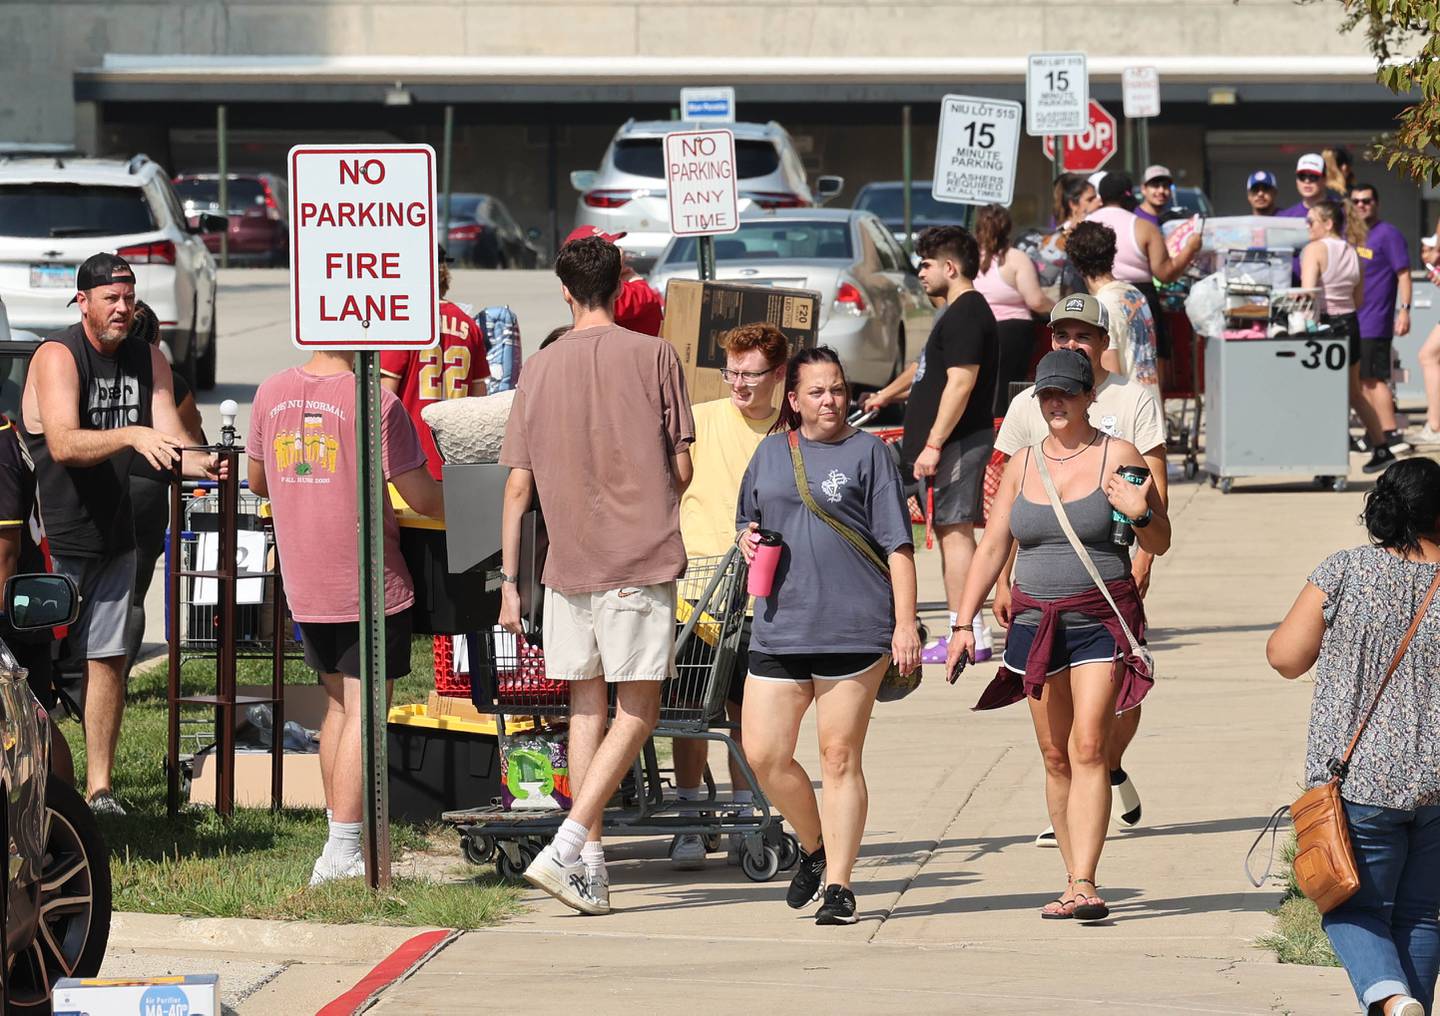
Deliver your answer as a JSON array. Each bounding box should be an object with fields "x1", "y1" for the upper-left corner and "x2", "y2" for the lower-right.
[
  {"x1": 1032, "y1": 443, "x2": 1145, "y2": 658},
  {"x1": 787, "y1": 431, "x2": 889, "y2": 579},
  {"x1": 1337, "y1": 567, "x2": 1440, "y2": 772}
]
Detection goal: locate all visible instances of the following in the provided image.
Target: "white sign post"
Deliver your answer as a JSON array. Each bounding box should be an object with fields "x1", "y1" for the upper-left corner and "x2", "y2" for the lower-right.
[
  {"x1": 288, "y1": 144, "x2": 439, "y2": 350},
  {"x1": 680, "y1": 86, "x2": 736, "y2": 123},
  {"x1": 1122, "y1": 66, "x2": 1161, "y2": 119},
  {"x1": 932, "y1": 94, "x2": 1022, "y2": 207},
  {"x1": 1026, "y1": 52, "x2": 1089, "y2": 138},
  {"x1": 287, "y1": 143, "x2": 439, "y2": 891},
  {"x1": 665, "y1": 128, "x2": 740, "y2": 281}
]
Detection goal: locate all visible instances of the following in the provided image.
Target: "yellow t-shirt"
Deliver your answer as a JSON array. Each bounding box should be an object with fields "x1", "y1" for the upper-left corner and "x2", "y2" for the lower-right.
[{"x1": 680, "y1": 397, "x2": 778, "y2": 558}]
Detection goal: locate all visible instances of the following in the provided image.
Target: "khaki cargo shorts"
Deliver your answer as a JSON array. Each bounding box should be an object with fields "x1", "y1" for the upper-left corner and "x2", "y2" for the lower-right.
[{"x1": 542, "y1": 582, "x2": 677, "y2": 682}]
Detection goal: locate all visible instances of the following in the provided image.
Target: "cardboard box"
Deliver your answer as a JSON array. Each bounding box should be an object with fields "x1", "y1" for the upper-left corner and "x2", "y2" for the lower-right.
[
  {"x1": 660, "y1": 279, "x2": 821, "y2": 404},
  {"x1": 188, "y1": 684, "x2": 328, "y2": 809},
  {"x1": 53, "y1": 974, "x2": 219, "y2": 1016}
]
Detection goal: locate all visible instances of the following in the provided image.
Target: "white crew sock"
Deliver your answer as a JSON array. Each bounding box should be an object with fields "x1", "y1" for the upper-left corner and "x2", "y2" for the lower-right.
[
  {"x1": 553, "y1": 818, "x2": 589, "y2": 866},
  {"x1": 581, "y1": 841, "x2": 606, "y2": 877},
  {"x1": 325, "y1": 820, "x2": 361, "y2": 862},
  {"x1": 973, "y1": 611, "x2": 993, "y2": 651},
  {"x1": 676, "y1": 784, "x2": 702, "y2": 818}
]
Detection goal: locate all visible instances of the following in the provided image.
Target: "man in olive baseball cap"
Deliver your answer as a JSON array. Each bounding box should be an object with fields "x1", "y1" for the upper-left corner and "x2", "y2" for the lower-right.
[{"x1": 1050, "y1": 291, "x2": 1112, "y2": 335}]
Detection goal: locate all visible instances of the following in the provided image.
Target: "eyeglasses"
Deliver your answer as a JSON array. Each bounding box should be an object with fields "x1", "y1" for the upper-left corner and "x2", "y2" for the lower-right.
[
  {"x1": 1352, "y1": 197, "x2": 1376, "y2": 206},
  {"x1": 1296, "y1": 173, "x2": 1323, "y2": 183},
  {"x1": 719, "y1": 367, "x2": 774, "y2": 386}
]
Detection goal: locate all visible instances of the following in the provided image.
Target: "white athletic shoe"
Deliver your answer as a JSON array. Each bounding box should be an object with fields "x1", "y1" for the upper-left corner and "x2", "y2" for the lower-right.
[
  {"x1": 1112, "y1": 772, "x2": 1143, "y2": 828},
  {"x1": 309, "y1": 851, "x2": 365, "y2": 886},
  {"x1": 586, "y1": 866, "x2": 610, "y2": 913},
  {"x1": 524, "y1": 843, "x2": 609, "y2": 915},
  {"x1": 1415, "y1": 426, "x2": 1440, "y2": 446},
  {"x1": 1035, "y1": 825, "x2": 1058, "y2": 848},
  {"x1": 1391, "y1": 998, "x2": 1424, "y2": 1016},
  {"x1": 669, "y1": 833, "x2": 707, "y2": 870}
]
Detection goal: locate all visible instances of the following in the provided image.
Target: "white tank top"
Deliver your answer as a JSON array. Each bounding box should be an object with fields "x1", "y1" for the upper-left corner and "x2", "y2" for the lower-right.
[
  {"x1": 1319, "y1": 236, "x2": 1360, "y2": 316},
  {"x1": 973, "y1": 251, "x2": 1031, "y2": 322},
  {"x1": 1087, "y1": 206, "x2": 1151, "y2": 284}
]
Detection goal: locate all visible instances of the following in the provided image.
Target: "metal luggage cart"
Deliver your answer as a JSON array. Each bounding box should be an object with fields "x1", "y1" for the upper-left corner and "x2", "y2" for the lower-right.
[
  {"x1": 444, "y1": 548, "x2": 801, "y2": 883},
  {"x1": 166, "y1": 480, "x2": 303, "y2": 785}
]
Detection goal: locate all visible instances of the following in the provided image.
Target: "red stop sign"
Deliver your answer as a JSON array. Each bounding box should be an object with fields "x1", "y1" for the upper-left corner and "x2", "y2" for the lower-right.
[{"x1": 1043, "y1": 100, "x2": 1118, "y2": 173}]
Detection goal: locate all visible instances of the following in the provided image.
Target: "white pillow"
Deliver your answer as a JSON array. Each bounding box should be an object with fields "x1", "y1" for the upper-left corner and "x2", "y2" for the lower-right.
[{"x1": 420, "y1": 389, "x2": 516, "y2": 465}]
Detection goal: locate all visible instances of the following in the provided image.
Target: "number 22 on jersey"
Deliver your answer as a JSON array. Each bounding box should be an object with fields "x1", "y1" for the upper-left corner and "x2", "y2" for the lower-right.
[{"x1": 416, "y1": 346, "x2": 472, "y2": 400}]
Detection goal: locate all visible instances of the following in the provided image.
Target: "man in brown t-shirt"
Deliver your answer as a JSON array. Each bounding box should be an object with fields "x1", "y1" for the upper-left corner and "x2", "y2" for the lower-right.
[{"x1": 499, "y1": 235, "x2": 695, "y2": 915}]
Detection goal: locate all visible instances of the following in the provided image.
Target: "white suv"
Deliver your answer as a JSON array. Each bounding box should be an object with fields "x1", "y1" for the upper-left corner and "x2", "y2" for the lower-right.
[
  {"x1": 0, "y1": 154, "x2": 222, "y2": 388},
  {"x1": 570, "y1": 120, "x2": 843, "y2": 272}
]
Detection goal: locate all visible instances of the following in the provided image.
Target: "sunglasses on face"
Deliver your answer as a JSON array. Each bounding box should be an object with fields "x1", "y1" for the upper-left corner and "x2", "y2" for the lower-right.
[
  {"x1": 1352, "y1": 197, "x2": 1375, "y2": 206},
  {"x1": 1296, "y1": 173, "x2": 1323, "y2": 183}
]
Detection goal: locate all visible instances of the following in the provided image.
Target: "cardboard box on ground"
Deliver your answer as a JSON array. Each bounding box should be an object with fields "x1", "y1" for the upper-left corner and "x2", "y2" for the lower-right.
[
  {"x1": 189, "y1": 684, "x2": 329, "y2": 809},
  {"x1": 660, "y1": 280, "x2": 821, "y2": 406}
]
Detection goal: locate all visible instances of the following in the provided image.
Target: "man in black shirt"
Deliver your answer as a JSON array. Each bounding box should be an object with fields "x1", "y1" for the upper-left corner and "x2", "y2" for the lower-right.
[
  {"x1": 19, "y1": 253, "x2": 220, "y2": 814},
  {"x1": 864, "y1": 225, "x2": 1000, "y2": 664}
]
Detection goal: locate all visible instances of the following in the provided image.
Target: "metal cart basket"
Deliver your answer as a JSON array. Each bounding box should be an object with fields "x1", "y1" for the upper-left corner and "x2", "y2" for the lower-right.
[{"x1": 443, "y1": 548, "x2": 800, "y2": 882}]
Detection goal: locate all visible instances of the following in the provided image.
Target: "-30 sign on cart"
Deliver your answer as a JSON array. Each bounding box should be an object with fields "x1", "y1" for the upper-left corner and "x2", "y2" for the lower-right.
[
  {"x1": 932, "y1": 95, "x2": 1022, "y2": 207},
  {"x1": 288, "y1": 144, "x2": 439, "y2": 350}
]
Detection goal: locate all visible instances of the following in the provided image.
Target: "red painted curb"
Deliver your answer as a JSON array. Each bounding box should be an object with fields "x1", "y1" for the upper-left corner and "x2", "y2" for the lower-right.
[{"x1": 316, "y1": 928, "x2": 457, "y2": 1015}]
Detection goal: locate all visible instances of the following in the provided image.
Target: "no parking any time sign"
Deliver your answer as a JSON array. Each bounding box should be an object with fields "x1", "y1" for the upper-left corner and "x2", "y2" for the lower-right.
[
  {"x1": 288, "y1": 144, "x2": 439, "y2": 350},
  {"x1": 664, "y1": 129, "x2": 741, "y2": 237}
]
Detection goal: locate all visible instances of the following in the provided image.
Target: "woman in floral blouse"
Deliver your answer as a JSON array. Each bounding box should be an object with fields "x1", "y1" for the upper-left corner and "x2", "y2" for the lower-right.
[{"x1": 1268, "y1": 457, "x2": 1440, "y2": 1016}]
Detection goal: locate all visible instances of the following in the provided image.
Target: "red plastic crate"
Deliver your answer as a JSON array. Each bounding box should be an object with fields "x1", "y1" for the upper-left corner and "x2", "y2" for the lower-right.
[{"x1": 433, "y1": 634, "x2": 469, "y2": 697}]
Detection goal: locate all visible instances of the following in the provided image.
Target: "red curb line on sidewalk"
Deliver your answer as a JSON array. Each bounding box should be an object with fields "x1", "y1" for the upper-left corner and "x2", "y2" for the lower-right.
[{"x1": 316, "y1": 928, "x2": 459, "y2": 1015}]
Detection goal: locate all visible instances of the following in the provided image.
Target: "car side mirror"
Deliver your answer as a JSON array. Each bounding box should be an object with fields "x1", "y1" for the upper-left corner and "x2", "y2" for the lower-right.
[
  {"x1": 814, "y1": 176, "x2": 845, "y2": 205},
  {"x1": 5, "y1": 574, "x2": 79, "y2": 631},
  {"x1": 570, "y1": 170, "x2": 598, "y2": 193}
]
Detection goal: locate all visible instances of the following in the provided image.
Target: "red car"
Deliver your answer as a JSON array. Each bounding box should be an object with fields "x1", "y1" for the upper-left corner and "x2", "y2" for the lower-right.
[{"x1": 173, "y1": 172, "x2": 289, "y2": 267}]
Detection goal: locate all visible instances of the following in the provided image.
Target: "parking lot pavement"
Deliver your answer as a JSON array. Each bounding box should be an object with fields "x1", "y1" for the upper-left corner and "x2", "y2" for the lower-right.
[{"x1": 366, "y1": 465, "x2": 1376, "y2": 1014}]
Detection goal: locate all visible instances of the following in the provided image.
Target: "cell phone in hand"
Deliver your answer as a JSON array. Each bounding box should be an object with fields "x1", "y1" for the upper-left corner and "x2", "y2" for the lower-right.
[{"x1": 947, "y1": 650, "x2": 970, "y2": 685}]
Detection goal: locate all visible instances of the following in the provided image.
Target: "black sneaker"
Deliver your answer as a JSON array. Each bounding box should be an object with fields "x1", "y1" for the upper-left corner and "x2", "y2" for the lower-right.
[
  {"x1": 1386, "y1": 430, "x2": 1413, "y2": 455},
  {"x1": 1363, "y1": 446, "x2": 1397, "y2": 474},
  {"x1": 786, "y1": 844, "x2": 826, "y2": 908},
  {"x1": 1349, "y1": 434, "x2": 1370, "y2": 453},
  {"x1": 815, "y1": 884, "x2": 858, "y2": 925}
]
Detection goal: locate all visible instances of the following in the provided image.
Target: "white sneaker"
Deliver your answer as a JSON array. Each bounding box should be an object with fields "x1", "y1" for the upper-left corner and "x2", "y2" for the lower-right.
[
  {"x1": 1112, "y1": 772, "x2": 1143, "y2": 828},
  {"x1": 1416, "y1": 426, "x2": 1440, "y2": 446},
  {"x1": 669, "y1": 833, "x2": 707, "y2": 870},
  {"x1": 523, "y1": 843, "x2": 609, "y2": 915},
  {"x1": 1391, "y1": 998, "x2": 1424, "y2": 1016},
  {"x1": 586, "y1": 866, "x2": 610, "y2": 912},
  {"x1": 1035, "y1": 825, "x2": 1058, "y2": 848},
  {"x1": 309, "y1": 851, "x2": 365, "y2": 886}
]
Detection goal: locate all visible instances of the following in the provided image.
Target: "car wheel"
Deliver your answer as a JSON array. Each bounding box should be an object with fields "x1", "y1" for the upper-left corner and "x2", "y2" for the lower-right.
[
  {"x1": 197, "y1": 316, "x2": 217, "y2": 391},
  {"x1": 4, "y1": 779, "x2": 112, "y2": 1012}
]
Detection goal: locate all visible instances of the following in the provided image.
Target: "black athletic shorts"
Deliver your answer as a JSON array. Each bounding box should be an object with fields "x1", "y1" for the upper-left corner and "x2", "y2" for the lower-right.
[
  {"x1": 748, "y1": 650, "x2": 887, "y2": 683},
  {"x1": 1345, "y1": 321, "x2": 1391, "y2": 382},
  {"x1": 726, "y1": 619, "x2": 752, "y2": 706},
  {"x1": 300, "y1": 609, "x2": 413, "y2": 680}
]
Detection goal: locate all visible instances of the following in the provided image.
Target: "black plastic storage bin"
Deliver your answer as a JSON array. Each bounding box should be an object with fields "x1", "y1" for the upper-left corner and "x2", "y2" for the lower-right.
[{"x1": 386, "y1": 710, "x2": 504, "y2": 822}]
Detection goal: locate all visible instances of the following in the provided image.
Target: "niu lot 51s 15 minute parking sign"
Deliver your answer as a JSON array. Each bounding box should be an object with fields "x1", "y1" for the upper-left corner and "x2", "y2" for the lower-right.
[
  {"x1": 288, "y1": 144, "x2": 439, "y2": 350},
  {"x1": 932, "y1": 95, "x2": 1022, "y2": 207},
  {"x1": 664, "y1": 129, "x2": 740, "y2": 237}
]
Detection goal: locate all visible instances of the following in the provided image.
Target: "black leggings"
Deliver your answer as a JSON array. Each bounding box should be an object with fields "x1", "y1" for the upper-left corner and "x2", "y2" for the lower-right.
[{"x1": 994, "y1": 318, "x2": 1038, "y2": 417}]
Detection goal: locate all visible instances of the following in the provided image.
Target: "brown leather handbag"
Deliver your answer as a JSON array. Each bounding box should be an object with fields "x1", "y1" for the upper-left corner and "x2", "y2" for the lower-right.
[{"x1": 1289, "y1": 568, "x2": 1440, "y2": 913}]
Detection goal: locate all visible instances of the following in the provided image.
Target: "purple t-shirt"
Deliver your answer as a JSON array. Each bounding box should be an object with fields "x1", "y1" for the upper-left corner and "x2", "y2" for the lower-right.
[
  {"x1": 1277, "y1": 203, "x2": 1308, "y2": 219},
  {"x1": 1356, "y1": 220, "x2": 1410, "y2": 339},
  {"x1": 1135, "y1": 207, "x2": 1160, "y2": 225}
]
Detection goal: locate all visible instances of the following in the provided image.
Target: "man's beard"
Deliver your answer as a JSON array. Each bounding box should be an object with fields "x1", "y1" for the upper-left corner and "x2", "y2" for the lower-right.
[{"x1": 95, "y1": 320, "x2": 130, "y2": 345}]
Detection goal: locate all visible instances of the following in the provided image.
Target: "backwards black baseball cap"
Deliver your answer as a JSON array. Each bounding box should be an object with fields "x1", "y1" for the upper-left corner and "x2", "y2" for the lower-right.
[{"x1": 67, "y1": 252, "x2": 136, "y2": 305}]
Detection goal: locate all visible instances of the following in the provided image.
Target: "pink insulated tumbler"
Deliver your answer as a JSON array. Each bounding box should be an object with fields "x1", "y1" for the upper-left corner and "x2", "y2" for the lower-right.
[{"x1": 747, "y1": 530, "x2": 784, "y2": 598}]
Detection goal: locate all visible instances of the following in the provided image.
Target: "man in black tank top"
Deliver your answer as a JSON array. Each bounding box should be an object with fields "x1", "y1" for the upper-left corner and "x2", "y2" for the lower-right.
[{"x1": 19, "y1": 253, "x2": 222, "y2": 814}]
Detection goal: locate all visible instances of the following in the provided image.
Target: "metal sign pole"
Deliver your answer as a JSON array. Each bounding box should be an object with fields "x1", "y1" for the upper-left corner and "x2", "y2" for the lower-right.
[
  {"x1": 901, "y1": 104, "x2": 913, "y2": 258},
  {"x1": 698, "y1": 235, "x2": 717, "y2": 281},
  {"x1": 217, "y1": 105, "x2": 229, "y2": 270},
  {"x1": 1138, "y1": 118, "x2": 1151, "y2": 178},
  {"x1": 356, "y1": 348, "x2": 390, "y2": 890}
]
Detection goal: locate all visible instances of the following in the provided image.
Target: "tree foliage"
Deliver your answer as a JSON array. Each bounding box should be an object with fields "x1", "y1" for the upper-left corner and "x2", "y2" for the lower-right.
[{"x1": 1338, "y1": 0, "x2": 1440, "y2": 184}]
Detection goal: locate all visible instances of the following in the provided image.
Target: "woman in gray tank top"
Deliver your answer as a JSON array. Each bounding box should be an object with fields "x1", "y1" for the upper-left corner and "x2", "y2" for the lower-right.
[{"x1": 950, "y1": 349, "x2": 1171, "y2": 922}]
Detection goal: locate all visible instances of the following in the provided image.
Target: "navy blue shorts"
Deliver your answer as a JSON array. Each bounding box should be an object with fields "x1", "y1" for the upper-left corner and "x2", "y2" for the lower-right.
[{"x1": 1002, "y1": 622, "x2": 1117, "y2": 677}]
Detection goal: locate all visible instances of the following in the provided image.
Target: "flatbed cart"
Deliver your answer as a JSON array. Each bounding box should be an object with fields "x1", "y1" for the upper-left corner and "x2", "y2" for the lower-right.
[{"x1": 443, "y1": 548, "x2": 802, "y2": 882}]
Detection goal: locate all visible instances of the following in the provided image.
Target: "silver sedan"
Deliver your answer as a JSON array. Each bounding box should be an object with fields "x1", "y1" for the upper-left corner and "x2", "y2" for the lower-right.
[{"x1": 648, "y1": 209, "x2": 934, "y2": 389}]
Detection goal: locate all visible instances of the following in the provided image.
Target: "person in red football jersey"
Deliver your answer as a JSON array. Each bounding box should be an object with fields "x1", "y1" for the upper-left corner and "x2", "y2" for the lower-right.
[
  {"x1": 562, "y1": 226, "x2": 664, "y2": 336},
  {"x1": 380, "y1": 246, "x2": 490, "y2": 479}
]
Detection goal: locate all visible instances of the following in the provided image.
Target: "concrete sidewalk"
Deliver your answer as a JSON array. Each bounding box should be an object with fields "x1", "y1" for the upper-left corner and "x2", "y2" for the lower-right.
[{"x1": 363, "y1": 469, "x2": 1371, "y2": 1014}]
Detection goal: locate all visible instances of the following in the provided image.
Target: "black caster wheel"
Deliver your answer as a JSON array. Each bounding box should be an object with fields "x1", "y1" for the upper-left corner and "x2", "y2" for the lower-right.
[
  {"x1": 777, "y1": 833, "x2": 800, "y2": 871},
  {"x1": 461, "y1": 834, "x2": 496, "y2": 866}
]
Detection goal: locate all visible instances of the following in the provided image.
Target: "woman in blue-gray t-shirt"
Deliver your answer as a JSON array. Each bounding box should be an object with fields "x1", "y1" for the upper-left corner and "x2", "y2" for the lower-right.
[{"x1": 735, "y1": 346, "x2": 920, "y2": 927}]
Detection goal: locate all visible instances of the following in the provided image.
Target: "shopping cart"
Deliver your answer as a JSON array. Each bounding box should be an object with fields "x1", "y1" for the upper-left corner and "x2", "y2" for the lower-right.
[
  {"x1": 1163, "y1": 311, "x2": 1205, "y2": 481},
  {"x1": 443, "y1": 548, "x2": 801, "y2": 882}
]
